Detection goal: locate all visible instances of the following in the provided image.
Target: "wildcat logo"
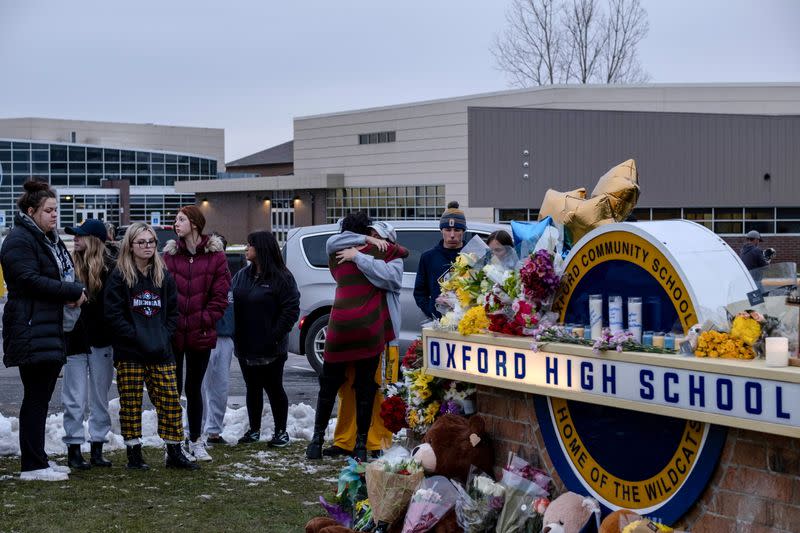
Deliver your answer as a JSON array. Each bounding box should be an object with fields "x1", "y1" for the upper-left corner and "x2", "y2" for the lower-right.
[{"x1": 132, "y1": 290, "x2": 162, "y2": 317}]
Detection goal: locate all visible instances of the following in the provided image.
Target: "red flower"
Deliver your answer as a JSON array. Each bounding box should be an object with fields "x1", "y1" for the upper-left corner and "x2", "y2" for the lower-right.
[
  {"x1": 380, "y1": 396, "x2": 409, "y2": 434},
  {"x1": 402, "y1": 339, "x2": 423, "y2": 369}
]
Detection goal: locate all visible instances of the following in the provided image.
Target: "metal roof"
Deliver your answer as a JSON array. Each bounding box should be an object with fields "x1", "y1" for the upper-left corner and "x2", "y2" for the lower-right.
[{"x1": 226, "y1": 140, "x2": 293, "y2": 167}]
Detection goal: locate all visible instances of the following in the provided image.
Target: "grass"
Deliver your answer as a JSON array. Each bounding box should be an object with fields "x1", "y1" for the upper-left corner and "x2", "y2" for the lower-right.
[{"x1": 0, "y1": 441, "x2": 342, "y2": 533}]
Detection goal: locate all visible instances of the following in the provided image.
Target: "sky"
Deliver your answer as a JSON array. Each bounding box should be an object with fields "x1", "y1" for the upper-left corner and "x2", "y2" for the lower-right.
[{"x1": 1, "y1": 0, "x2": 798, "y2": 162}]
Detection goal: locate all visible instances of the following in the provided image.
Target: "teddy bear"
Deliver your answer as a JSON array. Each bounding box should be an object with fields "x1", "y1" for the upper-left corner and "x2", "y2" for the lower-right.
[
  {"x1": 305, "y1": 414, "x2": 495, "y2": 533},
  {"x1": 412, "y1": 413, "x2": 495, "y2": 484},
  {"x1": 541, "y1": 491, "x2": 602, "y2": 533}
]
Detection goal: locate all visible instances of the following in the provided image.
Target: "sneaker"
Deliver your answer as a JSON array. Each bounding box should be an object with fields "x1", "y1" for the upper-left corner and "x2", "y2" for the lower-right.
[
  {"x1": 267, "y1": 430, "x2": 290, "y2": 448},
  {"x1": 20, "y1": 467, "x2": 68, "y2": 481},
  {"x1": 189, "y1": 440, "x2": 212, "y2": 462},
  {"x1": 47, "y1": 461, "x2": 71, "y2": 474},
  {"x1": 206, "y1": 434, "x2": 229, "y2": 446},
  {"x1": 238, "y1": 429, "x2": 260, "y2": 444}
]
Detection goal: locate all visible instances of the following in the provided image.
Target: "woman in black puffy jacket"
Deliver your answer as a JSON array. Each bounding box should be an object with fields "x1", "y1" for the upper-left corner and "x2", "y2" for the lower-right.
[
  {"x1": 233, "y1": 230, "x2": 300, "y2": 447},
  {"x1": 0, "y1": 180, "x2": 86, "y2": 481}
]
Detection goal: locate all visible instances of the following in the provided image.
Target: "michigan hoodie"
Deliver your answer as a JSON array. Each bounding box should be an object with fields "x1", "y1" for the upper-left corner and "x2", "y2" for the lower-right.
[{"x1": 104, "y1": 267, "x2": 178, "y2": 364}]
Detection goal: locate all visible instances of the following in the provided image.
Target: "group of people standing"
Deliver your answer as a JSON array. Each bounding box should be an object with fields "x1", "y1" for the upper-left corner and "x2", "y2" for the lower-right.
[{"x1": 1, "y1": 180, "x2": 299, "y2": 481}]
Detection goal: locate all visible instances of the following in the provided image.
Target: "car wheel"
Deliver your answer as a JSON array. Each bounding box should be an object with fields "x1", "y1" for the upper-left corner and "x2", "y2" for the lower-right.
[{"x1": 304, "y1": 314, "x2": 329, "y2": 374}]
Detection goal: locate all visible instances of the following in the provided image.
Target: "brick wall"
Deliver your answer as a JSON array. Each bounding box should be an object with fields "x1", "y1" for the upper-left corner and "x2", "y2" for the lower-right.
[
  {"x1": 723, "y1": 236, "x2": 800, "y2": 268},
  {"x1": 478, "y1": 387, "x2": 800, "y2": 531}
]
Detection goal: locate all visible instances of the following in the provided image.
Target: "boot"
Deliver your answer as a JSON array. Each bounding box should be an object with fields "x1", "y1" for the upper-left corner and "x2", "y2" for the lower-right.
[
  {"x1": 353, "y1": 381, "x2": 377, "y2": 463},
  {"x1": 67, "y1": 444, "x2": 91, "y2": 470},
  {"x1": 306, "y1": 431, "x2": 325, "y2": 460},
  {"x1": 352, "y1": 433, "x2": 368, "y2": 463},
  {"x1": 90, "y1": 442, "x2": 112, "y2": 467},
  {"x1": 165, "y1": 443, "x2": 200, "y2": 470},
  {"x1": 306, "y1": 375, "x2": 341, "y2": 460},
  {"x1": 126, "y1": 444, "x2": 150, "y2": 470}
]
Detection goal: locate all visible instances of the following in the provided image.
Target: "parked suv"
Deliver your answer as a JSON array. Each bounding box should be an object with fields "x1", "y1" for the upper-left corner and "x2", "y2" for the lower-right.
[{"x1": 284, "y1": 220, "x2": 510, "y2": 374}]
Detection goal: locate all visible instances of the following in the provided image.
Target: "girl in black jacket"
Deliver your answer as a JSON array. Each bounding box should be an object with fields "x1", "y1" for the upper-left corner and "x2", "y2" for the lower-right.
[
  {"x1": 0, "y1": 181, "x2": 86, "y2": 481},
  {"x1": 234, "y1": 231, "x2": 300, "y2": 447},
  {"x1": 104, "y1": 222, "x2": 196, "y2": 471}
]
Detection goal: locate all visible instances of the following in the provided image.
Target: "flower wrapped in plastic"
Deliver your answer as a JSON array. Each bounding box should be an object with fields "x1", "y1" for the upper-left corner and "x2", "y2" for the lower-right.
[
  {"x1": 365, "y1": 448, "x2": 425, "y2": 533},
  {"x1": 453, "y1": 466, "x2": 506, "y2": 533},
  {"x1": 519, "y1": 249, "x2": 561, "y2": 306},
  {"x1": 401, "y1": 475, "x2": 460, "y2": 533},
  {"x1": 496, "y1": 453, "x2": 551, "y2": 533},
  {"x1": 319, "y1": 456, "x2": 368, "y2": 528}
]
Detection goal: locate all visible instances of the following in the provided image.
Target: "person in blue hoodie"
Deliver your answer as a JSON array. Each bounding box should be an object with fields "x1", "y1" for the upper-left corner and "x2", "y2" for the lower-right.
[
  {"x1": 202, "y1": 233, "x2": 235, "y2": 445},
  {"x1": 413, "y1": 201, "x2": 466, "y2": 319}
]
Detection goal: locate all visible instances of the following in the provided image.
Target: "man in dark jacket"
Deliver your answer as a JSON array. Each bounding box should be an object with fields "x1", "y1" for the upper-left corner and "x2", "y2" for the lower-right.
[
  {"x1": 413, "y1": 201, "x2": 466, "y2": 319},
  {"x1": 740, "y1": 230, "x2": 768, "y2": 270}
]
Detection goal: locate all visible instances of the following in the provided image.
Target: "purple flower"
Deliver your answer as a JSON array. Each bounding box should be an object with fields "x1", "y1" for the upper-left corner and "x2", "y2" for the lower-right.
[
  {"x1": 440, "y1": 399, "x2": 462, "y2": 415},
  {"x1": 530, "y1": 341, "x2": 539, "y2": 352}
]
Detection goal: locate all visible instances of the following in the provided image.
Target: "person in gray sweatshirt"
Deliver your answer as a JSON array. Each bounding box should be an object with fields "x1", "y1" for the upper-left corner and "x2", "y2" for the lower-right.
[{"x1": 323, "y1": 220, "x2": 404, "y2": 458}]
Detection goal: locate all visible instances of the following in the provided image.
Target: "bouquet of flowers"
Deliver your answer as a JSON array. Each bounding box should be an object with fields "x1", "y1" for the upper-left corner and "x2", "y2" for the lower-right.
[
  {"x1": 730, "y1": 309, "x2": 781, "y2": 358},
  {"x1": 365, "y1": 449, "x2": 425, "y2": 533},
  {"x1": 695, "y1": 330, "x2": 754, "y2": 359},
  {"x1": 529, "y1": 324, "x2": 676, "y2": 354},
  {"x1": 319, "y1": 457, "x2": 368, "y2": 528},
  {"x1": 380, "y1": 395, "x2": 409, "y2": 434},
  {"x1": 496, "y1": 453, "x2": 552, "y2": 533},
  {"x1": 519, "y1": 250, "x2": 561, "y2": 306},
  {"x1": 453, "y1": 466, "x2": 506, "y2": 532},
  {"x1": 401, "y1": 476, "x2": 460, "y2": 533}
]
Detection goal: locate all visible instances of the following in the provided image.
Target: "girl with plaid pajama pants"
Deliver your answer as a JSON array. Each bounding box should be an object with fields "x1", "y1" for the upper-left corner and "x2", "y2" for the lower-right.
[{"x1": 104, "y1": 222, "x2": 197, "y2": 471}]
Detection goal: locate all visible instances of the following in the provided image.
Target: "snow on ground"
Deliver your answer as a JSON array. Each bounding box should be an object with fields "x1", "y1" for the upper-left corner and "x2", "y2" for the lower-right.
[{"x1": 0, "y1": 401, "x2": 335, "y2": 457}]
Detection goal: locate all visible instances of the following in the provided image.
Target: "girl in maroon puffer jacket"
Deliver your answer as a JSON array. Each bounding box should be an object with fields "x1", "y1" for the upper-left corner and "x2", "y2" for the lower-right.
[{"x1": 163, "y1": 205, "x2": 231, "y2": 461}]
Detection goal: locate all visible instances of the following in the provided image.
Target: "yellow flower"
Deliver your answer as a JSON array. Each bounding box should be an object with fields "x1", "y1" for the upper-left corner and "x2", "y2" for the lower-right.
[
  {"x1": 458, "y1": 306, "x2": 490, "y2": 336},
  {"x1": 695, "y1": 331, "x2": 754, "y2": 359},
  {"x1": 731, "y1": 316, "x2": 761, "y2": 345},
  {"x1": 407, "y1": 409, "x2": 419, "y2": 428},
  {"x1": 456, "y1": 287, "x2": 473, "y2": 307},
  {"x1": 424, "y1": 402, "x2": 440, "y2": 424}
]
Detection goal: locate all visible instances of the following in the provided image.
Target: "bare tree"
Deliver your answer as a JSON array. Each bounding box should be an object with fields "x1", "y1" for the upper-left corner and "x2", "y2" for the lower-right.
[{"x1": 492, "y1": 0, "x2": 650, "y2": 86}]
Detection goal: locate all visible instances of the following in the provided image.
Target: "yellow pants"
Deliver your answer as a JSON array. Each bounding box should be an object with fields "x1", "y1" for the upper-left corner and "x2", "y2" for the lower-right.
[{"x1": 333, "y1": 345, "x2": 399, "y2": 452}]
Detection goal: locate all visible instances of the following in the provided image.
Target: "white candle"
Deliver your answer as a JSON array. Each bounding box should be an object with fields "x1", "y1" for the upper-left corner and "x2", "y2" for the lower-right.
[
  {"x1": 589, "y1": 294, "x2": 603, "y2": 340},
  {"x1": 766, "y1": 337, "x2": 789, "y2": 367},
  {"x1": 609, "y1": 295, "x2": 623, "y2": 334},
  {"x1": 628, "y1": 296, "x2": 643, "y2": 343}
]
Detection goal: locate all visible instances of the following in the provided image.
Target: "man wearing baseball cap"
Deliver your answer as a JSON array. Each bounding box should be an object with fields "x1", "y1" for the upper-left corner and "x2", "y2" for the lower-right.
[
  {"x1": 739, "y1": 230, "x2": 768, "y2": 270},
  {"x1": 413, "y1": 201, "x2": 466, "y2": 319}
]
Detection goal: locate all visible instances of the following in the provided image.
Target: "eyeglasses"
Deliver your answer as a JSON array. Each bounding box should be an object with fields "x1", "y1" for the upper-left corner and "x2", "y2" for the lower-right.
[{"x1": 133, "y1": 239, "x2": 157, "y2": 248}]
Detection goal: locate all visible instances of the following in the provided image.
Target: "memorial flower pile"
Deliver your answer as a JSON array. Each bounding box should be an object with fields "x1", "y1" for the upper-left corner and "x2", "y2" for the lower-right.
[
  {"x1": 381, "y1": 338, "x2": 477, "y2": 436},
  {"x1": 436, "y1": 235, "x2": 564, "y2": 338}
]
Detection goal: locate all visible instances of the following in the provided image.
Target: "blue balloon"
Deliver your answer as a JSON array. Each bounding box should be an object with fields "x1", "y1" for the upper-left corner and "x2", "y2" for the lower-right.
[{"x1": 511, "y1": 217, "x2": 554, "y2": 254}]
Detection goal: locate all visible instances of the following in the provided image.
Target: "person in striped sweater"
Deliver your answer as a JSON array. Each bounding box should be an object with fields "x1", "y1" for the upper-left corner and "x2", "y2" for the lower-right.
[{"x1": 306, "y1": 212, "x2": 408, "y2": 462}]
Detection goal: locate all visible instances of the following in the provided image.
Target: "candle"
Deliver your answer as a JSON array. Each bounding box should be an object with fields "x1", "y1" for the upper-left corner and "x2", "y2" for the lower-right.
[
  {"x1": 765, "y1": 337, "x2": 790, "y2": 367},
  {"x1": 652, "y1": 332, "x2": 665, "y2": 348},
  {"x1": 565, "y1": 324, "x2": 574, "y2": 336},
  {"x1": 642, "y1": 331, "x2": 654, "y2": 346},
  {"x1": 627, "y1": 296, "x2": 643, "y2": 343},
  {"x1": 584, "y1": 325, "x2": 592, "y2": 340},
  {"x1": 589, "y1": 294, "x2": 603, "y2": 340},
  {"x1": 572, "y1": 325, "x2": 585, "y2": 339},
  {"x1": 664, "y1": 333, "x2": 675, "y2": 351},
  {"x1": 608, "y1": 295, "x2": 623, "y2": 334}
]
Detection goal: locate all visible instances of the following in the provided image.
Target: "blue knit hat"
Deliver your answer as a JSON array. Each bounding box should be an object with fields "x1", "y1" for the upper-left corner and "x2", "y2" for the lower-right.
[{"x1": 440, "y1": 201, "x2": 466, "y2": 230}]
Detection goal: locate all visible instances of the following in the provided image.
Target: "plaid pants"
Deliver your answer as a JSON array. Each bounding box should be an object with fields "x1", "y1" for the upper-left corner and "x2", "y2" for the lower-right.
[{"x1": 115, "y1": 361, "x2": 184, "y2": 444}]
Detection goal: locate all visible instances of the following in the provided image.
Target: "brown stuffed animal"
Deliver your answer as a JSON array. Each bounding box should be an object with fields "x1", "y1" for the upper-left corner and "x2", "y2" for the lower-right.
[{"x1": 412, "y1": 413, "x2": 495, "y2": 484}]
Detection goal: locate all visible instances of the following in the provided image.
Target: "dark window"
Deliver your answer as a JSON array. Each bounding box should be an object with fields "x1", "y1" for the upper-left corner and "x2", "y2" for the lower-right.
[
  {"x1": 12, "y1": 142, "x2": 30, "y2": 150},
  {"x1": 137, "y1": 163, "x2": 150, "y2": 175},
  {"x1": 85, "y1": 175, "x2": 101, "y2": 186},
  {"x1": 0, "y1": 161, "x2": 9, "y2": 174},
  {"x1": 69, "y1": 146, "x2": 85, "y2": 162},
  {"x1": 69, "y1": 163, "x2": 86, "y2": 174},
  {"x1": 12, "y1": 150, "x2": 29, "y2": 162},
  {"x1": 201, "y1": 159, "x2": 210, "y2": 175},
  {"x1": 178, "y1": 155, "x2": 189, "y2": 164},
  {"x1": 358, "y1": 130, "x2": 396, "y2": 145},
  {"x1": 32, "y1": 162, "x2": 49, "y2": 173},
  {"x1": 0, "y1": 150, "x2": 10, "y2": 162},
  {"x1": 87, "y1": 163, "x2": 102, "y2": 174},
  {"x1": 165, "y1": 164, "x2": 177, "y2": 175},
  {"x1": 104, "y1": 162, "x2": 120, "y2": 174},
  {"x1": 121, "y1": 150, "x2": 135, "y2": 162},
  {"x1": 651, "y1": 208, "x2": 681, "y2": 220},
  {"x1": 0, "y1": 141, "x2": 10, "y2": 149},
  {"x1": 388, "y1": 131, "x2": 396, "y2": 142},
  {"x1": 31, "y1": 143, "x2": 48, "y2": 150},
  {"x1": 777, "y1": 208, "x2": 800, "y2": 219},
  {"x1": 777, "y1": 221, "x2": 800, "y2": 233},
  {"x1": 745, "y1": 221, "x2": 774, "y2": 234},
  {"x1": 369, "y1": 133, "x2": 379, "y2": 144},
  {"x1": 104, "y1": 149, "x2": 120, "y2": 162},
  {"x1": 13, "y1": 162, "x2": 30, "y2": 173},
  {"x1": 136, "y1": 151, "x2": 150, "y2": 163},
  {"x1": 683, "y1": 208, "x2": 712, "y2": 220},
  {"x1": 190, "y1": 157, "x2": 199, "y2": 174},
  {"x1": 31, "y1": 150, "x2": 48, "y2": 162},
  {"x1": 359, "y1": 134, "x2": 369, "y2": 144},
  {"x1": 50, "y1": 145, "x2": 67, "y2": 161},
  {"x1": 178, "y1": 164, "x2": 189, "y2": 175},
  {"x1": 152, "y1": 174, "x2": 165, "y2": 186},
  {"x1": 715, "y1": 208, "x2": 742, "y2": 220},
  {"x1": 151, "y1": 163, "x2": 165, "y2": 176},
  {"x1": 715, "y1": 221, "x2": 742, "y2": 234},
  {"x1": 51, "y1": 162, "x2": 67, "y2": 173},
  {"x1": 50, "y1": 174, "x2": 68, "y2": 186},
  {"x1": 165, "y1": 154, "x2": 177, "y2": 163},
  {"x1": 151, "y1": 153, "x2": 164, "y2": 163},
  {"x1": 301, "y1": 234, "x2": 334, "y2": 268},
  {"x1": 745, "y1": 207, "x2": 773, "y2": 220},
  {"x1": 210, "y1": 161, "x2": 217, "y2": 175},
  {"x1": 87, "y1": 147, "x2": 103, "y2": 161},
  {"x1": 497, "y1": 208, "x2": 529, "y2": 222}
]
